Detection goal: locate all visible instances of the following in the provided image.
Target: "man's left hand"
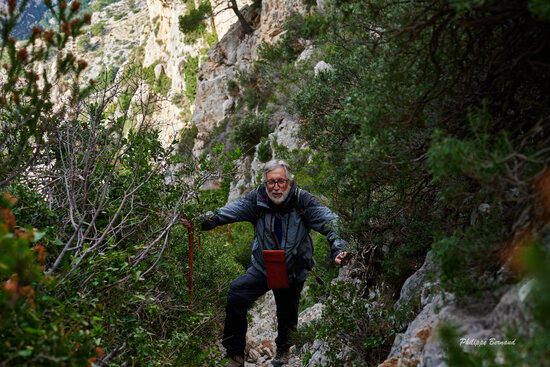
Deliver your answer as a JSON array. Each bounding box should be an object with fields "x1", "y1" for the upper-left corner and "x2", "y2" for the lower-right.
[{"x1": 335, "y1": 251, "x2": 350, "y2": 265}]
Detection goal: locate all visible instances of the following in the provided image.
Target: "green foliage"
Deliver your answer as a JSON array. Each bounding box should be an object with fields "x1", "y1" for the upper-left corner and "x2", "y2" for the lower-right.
[
  {"x1": 113, "y1": 12, "x2": 125, "y2": 21},
  {"x1": 0, "y1": 44, "x2": 245, "y2": 362},
  {"x1": 218, "y1": 1, "x2": 550, "y2": 364},
  {"x1": 234, "y1": 69, "x2": 274, "y2": 111},
  {"x1": 89, "y1": 20, "x2": 106, "y2": 36},
  {"x1": 291, "y1": 0, "x2": 550, "y2": 298},
  {"x1": 431, "y1": 225, "x2": 500, "y2": 297},
  {"x1": 89, "y1": 0, "x2": 118, "y2": 14},
  {"x1": 529, "y1": 0, "x2": 550, "y2": 19},
  {"x1": 294, "y1": 282, "x2": 417, "y2": 366},
  {"x1": 77, "y1": 35, "x2": 92, "y2": 51},
  {"x1": 204, "y1": 30, "x2": 219, "y2": 49},
  {"x1": 0, "y1": 3, "x2": 249, "y2": 366},
  {"x1": 179, "y1": 125, "x2": 199, "y2": 153},
  {"x1": 230, "y1": 12, "x2": 329, "y2": 111},
  {"x1": 228, "y1": 223, "x2": 255, "y2": 269},
  {"x1": 298, "y1": 235, "x2": 341, "y2": 312},
  {"x1": 4, "y1": 0, "x2": 550, "y2": 365},
  {"x1": 258, "y1": 13, "x2": 327, "y2": 64},
  {"x1": 142, "y1": 61, "x2": 172, "y2": 96},
  {"x1": 0, "y1": 196, "x2": 99, "y2": 366},
  {"x1": 0, "y1": 0, "x2": 92, "y2": 189},
  {"x1": 256, "y1": 137, "x2": 272, "y2": 162},
  {"x1": 202, "y1": 118, "x2": 231, "y2": 152},
  {"x1": 227, "y1": 79, "x2": 240, "y2": 97},
  {"x1": 232, "y1": 112, "x2": 274, "y2": 155},
  {"x1": 184, "y1": 56, "x2": 200, "y2": 104},
  {"x1": 179, "y1": 2, "x2": 212, "y2": 44}
]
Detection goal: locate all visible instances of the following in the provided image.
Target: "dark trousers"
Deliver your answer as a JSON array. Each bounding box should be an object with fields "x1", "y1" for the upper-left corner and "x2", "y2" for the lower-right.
[{"x1": 222, "y1": 266, "x2": 304, "y2": 357}]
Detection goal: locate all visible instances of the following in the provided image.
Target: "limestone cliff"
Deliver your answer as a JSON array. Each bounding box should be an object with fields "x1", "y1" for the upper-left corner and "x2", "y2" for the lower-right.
[
  {"x1": 77, "y1": 0, "x2": 254, "y2": 146},
  {"x1": 191, "y1": 0, "x2": 310, "y2": 200}
]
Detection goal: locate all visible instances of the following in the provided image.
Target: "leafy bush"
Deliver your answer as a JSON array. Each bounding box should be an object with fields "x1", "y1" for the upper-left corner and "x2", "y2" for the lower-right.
[
  {"x1": 178, "y1": 2, "x2": 212, "y2": 44},
  {"x1": 232, "y1": 112, "x2": 273, "y2": 155},
  {"x1": 234, "y1": 69, "x2": 274, "y2": 111},
  {"x1": 298, "y1": 234, "x2": 341, "y2": 312},
  {"x1": 89, "y1": 20, "x2": 106, "y2": 36},
  {"x1": 292, "y1": 0, "x2": 550, "y2": 296},
  {"x1": 77, "y1": 35, "x2": 92, "y2": 51},
  {"x1": 0, "y1": 194, "x2": 99, "y2": 366},
  {"x1": 142, "y1": 61, "x2": 172, "y2": 96},
  {"x1": 227, "y1": 79, "x2": 240, "y2": 97},
  {"x1": 89, "y1": 0, "x2": 118, "y2": 13},
  {"x1": 179, "y1": 125, "x2": 199, "y2": 153},
  {"x1": 229, "y1": 12, "x2": 328, "y2": 112},
  {"x1": 256, "y1": 137, "x2": 272, "y2": 162},
  {"x1": 294, "y1": 282, "x2": 417, "y2": 366},
  {"x1": 0, "y1": 3, "x2": 252, "y2": 366},
  {"x1": 0, "y1": 0, "x2": 91, "y2": 189},
  {"x1": 184, "y1": 55, "x2": 200, "y2": 103},
  {"x1": 234, "y1": 1, "x2": 550, "y2": 364}
]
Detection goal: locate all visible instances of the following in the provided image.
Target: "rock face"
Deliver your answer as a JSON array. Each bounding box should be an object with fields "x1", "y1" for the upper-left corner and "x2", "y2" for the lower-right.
[
  {"x1": 377, "y1": 254, "x2": 533, "y2": 367},
  {"x1": 190, "y1": 0, "x2": 310, "y2": 199},
  {"x1": 192, "y1": 0, "x2": 308, "y2": 149},
  {"x1": 83, "y1": 0, "x2": 310, "y2": 181},
  {"x1": 78, "y1": 0, "x2": 260, "y2": 147}
]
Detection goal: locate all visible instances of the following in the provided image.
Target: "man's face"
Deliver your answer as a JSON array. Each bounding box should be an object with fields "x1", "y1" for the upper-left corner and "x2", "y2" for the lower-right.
[{"x1": 265, "y1": 166, "x2": 292, "y2": 205}]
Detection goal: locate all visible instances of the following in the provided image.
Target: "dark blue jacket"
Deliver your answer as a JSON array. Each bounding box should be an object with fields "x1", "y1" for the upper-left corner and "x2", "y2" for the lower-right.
[{"x1": 212, "y1": 182, "x2": 347, "y2": 283}]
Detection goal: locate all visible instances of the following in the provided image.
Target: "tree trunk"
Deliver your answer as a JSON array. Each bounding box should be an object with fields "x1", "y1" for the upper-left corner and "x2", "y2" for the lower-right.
[{"x1": 229, "y1": 0, "x2": 253, "y2": 34}]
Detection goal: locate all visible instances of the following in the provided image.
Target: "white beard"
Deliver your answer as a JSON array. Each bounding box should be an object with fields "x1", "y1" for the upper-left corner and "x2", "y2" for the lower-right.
[{"x1": 267, "y1": 186, "x2": 291, "y2": 205}]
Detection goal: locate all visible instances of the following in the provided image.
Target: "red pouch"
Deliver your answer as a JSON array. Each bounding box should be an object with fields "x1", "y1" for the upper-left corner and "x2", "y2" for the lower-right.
[{"x1": 263, "y1": 250, "x2": 289, "y2": 289}]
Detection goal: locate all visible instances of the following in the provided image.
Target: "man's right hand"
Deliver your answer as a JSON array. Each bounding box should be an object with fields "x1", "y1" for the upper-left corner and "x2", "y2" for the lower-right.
[{"x1": 200, "y1": 214, "x2": 219, "y2": 231}]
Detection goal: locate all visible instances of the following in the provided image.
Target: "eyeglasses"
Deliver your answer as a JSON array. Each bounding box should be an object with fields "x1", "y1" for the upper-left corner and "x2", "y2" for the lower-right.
[{"x1": 264, "y1": 179, "x2": 290, "y2": 188}]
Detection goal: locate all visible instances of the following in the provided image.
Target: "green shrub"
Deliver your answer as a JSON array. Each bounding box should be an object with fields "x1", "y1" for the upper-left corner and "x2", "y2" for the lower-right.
[
  {"x1": 0, "y1": 196, "x2": 99, "y2": 366},
  {"x1": 235, "y1": 69, "x2": 274, "y2": 110},
  {"x1": 298, "y1": 235, "x2": 341, "y2": 312},
  {"x1": 77, "y1": 35, "x2": 92, "y2": 51},
  {"x1": 294, "y1": 281, "x2": 417, "y2": 366},
  {"x1": 227, "y1": 79, "x2": 240, "y2": 97},
  {"x1": 184, "y1": 56, "x2": 200, "y2": 103},
  {"x1": 179, "y1": 125, "x2": 199, "y2": 152},
  {"x1": 89, "y1": 0, "x2": 118, "y2": 13},
  {"x1": 256, "y1": 137, "x2": 272, "y2": 162},
  {"x1": 90, "y1": 20, "x2": 106, "y2": 36},
  {"x1": 204, "y1": 31, "x2": 219, "y2": 49},
  {"x1": 142, "y1": 61, "x2": 172, "y2": 96},
  {"x1": 232, "y1": 112, "x2": 273, "y2": 155},
  {"x1": 179, "y1": 2, "x2": 212, "y2": 44}
]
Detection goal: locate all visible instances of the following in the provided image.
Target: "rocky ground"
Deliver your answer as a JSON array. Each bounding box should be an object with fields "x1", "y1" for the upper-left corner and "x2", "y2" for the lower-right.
[{"x1": 217, "y1": 288, "x2": 323, "y2": 366}]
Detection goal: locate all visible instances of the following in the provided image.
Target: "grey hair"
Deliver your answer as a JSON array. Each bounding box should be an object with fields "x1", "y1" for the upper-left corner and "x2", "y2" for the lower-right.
[{"x1": 262, "y1": 159, "x2": 293, "y2": 182}]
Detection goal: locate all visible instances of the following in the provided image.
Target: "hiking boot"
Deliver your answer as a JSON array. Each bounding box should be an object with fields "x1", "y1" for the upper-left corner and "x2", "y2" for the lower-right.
[
  {"x1": 270, "y1": 347, "x2": 290, "y2": 366},
  {"x1": 224, "y1": 354, "x2": 244, "y2": 367}
]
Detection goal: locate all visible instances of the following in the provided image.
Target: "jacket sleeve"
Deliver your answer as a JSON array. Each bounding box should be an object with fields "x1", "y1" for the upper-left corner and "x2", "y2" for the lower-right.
[
  {"x1": 212, "y1": 190, "x2": 258, "y2": 226},
  {"x1": 301, "y1": 194, "x2": 348, "y2": 261}
]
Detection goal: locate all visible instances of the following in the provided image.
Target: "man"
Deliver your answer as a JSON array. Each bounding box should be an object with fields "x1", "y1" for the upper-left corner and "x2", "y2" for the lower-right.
[{"x1": 200, "y1": 160, "x2": 349, "y2": 367}]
